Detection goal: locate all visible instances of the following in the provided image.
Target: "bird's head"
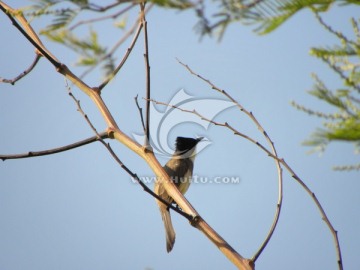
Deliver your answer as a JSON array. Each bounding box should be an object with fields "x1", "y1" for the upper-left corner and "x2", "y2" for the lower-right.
[{"x1": 174, "y1": 137, "x2": 203, "y2": 159}]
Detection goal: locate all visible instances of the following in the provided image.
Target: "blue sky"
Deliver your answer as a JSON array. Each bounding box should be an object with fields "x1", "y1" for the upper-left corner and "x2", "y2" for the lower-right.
[{"x1": 0, "y1": 1, "x2": 359, "y2": 270}]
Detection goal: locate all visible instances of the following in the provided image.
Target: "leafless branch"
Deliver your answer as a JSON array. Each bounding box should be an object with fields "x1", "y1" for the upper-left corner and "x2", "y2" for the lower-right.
[
  {"x1": 176, "y1": 59, "x2": 284, "y2": 262},
  {"x1": 1, "y1": 4, "x2": 252, "y2": 268},
  {"x1": 148, "y1": 95, "x2": 283, "y2": 262},
  {"x1": 280, "y1": 159, "x2": 343, "y2": 270},
  {"x1": 170, "y1": 60, "x2": 342, "y2": 270},
  {"x1": 97, "y1": 12, "x2": 144, "y2": 90},
  {"x1": 141, "y1": 2, "x2": 151, "y2": 148},
  {"x1": 69, "y1": 4, "x2": 136, "y2": 31},
  {"x1": 67, "y1": 81, "x2": 190, "y2": 220},
  {"x1": 0, "y1": 132, "x2": 108, "y2": 161},
  {"x1": 134, "y1": 94, "x2": 147, "y2": 134},
  {"x1": 86, "y1": 4, "x2": 153, "y2": 84},
  {"x1": 1, "y1": 54, "x2": 41, "y2": 85},
  {"x1": 85, "y1": 1, "x2": 129, "y2": 12},
  {"x1": 118, "y1": 153, "x2": 193, "y2": 220}
]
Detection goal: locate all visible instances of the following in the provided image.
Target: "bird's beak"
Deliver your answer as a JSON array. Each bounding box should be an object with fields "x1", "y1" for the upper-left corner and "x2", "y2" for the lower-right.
[{"x1": 196, "y1": 137, "x2": 204, "y2": 142}]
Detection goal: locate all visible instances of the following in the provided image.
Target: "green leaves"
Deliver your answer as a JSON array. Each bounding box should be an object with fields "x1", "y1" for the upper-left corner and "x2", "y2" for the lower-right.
[
  {"x1": 189, "y1": 0, "x2": 341, "y2": 38},
  {"x1": 150, "y1": 0, "x2": 194, "y2": 9},
  {"x1": 252, "y1": 0, "x2": 332, "y2": 34},
  {"x1": 41, "y1": 28, "x2": 107, "y2": 67},
  {"x1": 26, "y1": 0, "x2": 130, "y2": 77},
  {"x1": 45, "y1": 8, "x2": 77, "y2": 31},
  {"x1": 292, "y1": 15, "x2": 360, "y2": 170}
]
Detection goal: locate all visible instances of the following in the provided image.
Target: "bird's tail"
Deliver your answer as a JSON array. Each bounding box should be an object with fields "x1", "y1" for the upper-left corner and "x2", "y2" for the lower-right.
[{"x1": 160, "y1": 205, "x2": 176, "y2": 252}]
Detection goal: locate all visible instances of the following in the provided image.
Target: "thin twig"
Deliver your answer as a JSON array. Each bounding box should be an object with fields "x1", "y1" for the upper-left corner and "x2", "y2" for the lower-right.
[
  {"x1": 333, "y1": 163, "x2": 360, "y2": 171},
  {"x1": 1, "y1": 4, "x2": 251, "y2": 268},
  {"x1": 69, "y1": 4, "x2": 136, "y2": 31},
  {"x1": 0, "y1": 2, "x2": 189, "y2": 223},
  {"x1": 148, "y1": 94, "x2": 343, "y2": 267},
  {"x1": 1, "y1": 54, "x2": 41, "y2": 85},
  {"x1": 85, "y1": 1, "x2": 126, "y2": 12},
  {"x1": 97, "y1": 17, "x2": 143, "y2": 90},
  {"x1": 312, "y1": 13, "x2": 360, "y2": 94},
  {"x1": 148, "y1": 96, "x2": 283, "y2": 262},
  {"x1": 319, "y1": 56, "x2": 360, "y2": 93},
  {"x1": 134, "y1": 94, "x2": 146, "y2": 133},
  {"x1": 175, "y1": 59, "x2": 283, "y2": 262},
  {"x1": 174, "y1": 60, "x2": 342, "y2": 270},
  {"x1": 93, "y1": 4, "x2": 153, "y2": 87},
  {"x1": 141, "y1": 2, "x2": 151, "y2": 148},
  {"x1": 105, "y1": 143, "x2": 192, "y2": 220},
  {"x1": 67, "y1": 81, "x2": 190, "y2": 220},
  {"x1": 314, "y1": 11, "x2": 357, "y2": 48},
  {"x1": 281, "y1": 159, "x2": 343, "y2": 270},
  {"x1": 0, "y1": 132, "x2": 108, "y2": 161}
]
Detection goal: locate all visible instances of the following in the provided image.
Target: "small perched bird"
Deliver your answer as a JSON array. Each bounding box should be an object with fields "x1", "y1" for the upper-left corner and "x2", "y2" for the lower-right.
[{"x1": 154, "y1": 136, "x2": 203, "y2": 252}]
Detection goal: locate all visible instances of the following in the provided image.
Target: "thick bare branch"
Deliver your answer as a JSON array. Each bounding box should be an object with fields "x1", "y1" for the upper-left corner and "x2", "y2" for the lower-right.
[
  {"x1": 67, "y1": 81, "x2": 191, "y2": 220},
  {"x1": 1, "y1": 4, "x2": 253, "y2": 269}
]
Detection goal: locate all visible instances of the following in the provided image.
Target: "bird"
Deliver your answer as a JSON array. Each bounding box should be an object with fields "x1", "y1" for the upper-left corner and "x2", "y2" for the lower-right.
[{"x1": 154, "y1": 136, "x2": 203, "y2": 252}]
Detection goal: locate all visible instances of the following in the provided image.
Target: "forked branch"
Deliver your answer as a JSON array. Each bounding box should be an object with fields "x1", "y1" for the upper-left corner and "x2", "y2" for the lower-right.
[
  {"x1": 0, "y1": 3, "x2": 252, "y2": 269},
  {"x1": 67, "y1": 81, "x2": 192, "y2": 221}
]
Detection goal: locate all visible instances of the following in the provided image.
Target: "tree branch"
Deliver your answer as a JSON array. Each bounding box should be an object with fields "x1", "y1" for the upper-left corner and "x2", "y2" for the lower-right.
[
  {"x1": 1, "y1": 4, "x2": 252, "y2": 269},
  {"x1": 0, "y1": 132, "x2": 108, "y2": 161},
  {"x1": 141, "y1": 2, "x2": 151, "y2": 148},
  {"x1": 173, "y1": 58, "x2": 283, "y2": 262},
  {"x1": 80, "y1": 5, "x2": 153, "y2": 80},
  {"x1": 134, "y1": 94, "x2": 147, "y2": 135},
  {"x1": 175, "y1": 60, "x2": 343, "y2": 270},
  {"x1": 97, "y1": 13, "x2": 144, "y2": 90},
  {"x1": 67, "y1": 81, "x2": 191, "y2": 220},
  {"x1": 69, "y1": 4, "x2": 136, "y2": 31},
  {"x1": 0, "y1": 54, "x2": 41, "y2": 85},
  {"x1": 84, "y1": 1, "x2": 129, "y2": 12}
]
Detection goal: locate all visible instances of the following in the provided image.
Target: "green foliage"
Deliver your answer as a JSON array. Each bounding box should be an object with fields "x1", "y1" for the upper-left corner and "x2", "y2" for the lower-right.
[
  {"x1": 187, "y1": 0, "x2": 355, "y2": 39},
  {"x1": 25, "y1": 0, "x2": 359, "y2": 74},
  {"x1": 250, "y1": 0, "x2": 332, "y2": 34},
  {"x1": 44, "y1": 8, "x2": 77, "y2": 31},
  {"x1": 154, "y1": 0, "x2": 358, "y2": 39},
  {"x1": 26, "y1": 0, "x2": 129, "y2": 77},
  {"x1": 19, "y1": 0, "x2": 360, "y2": 170},
  {"x1": 292, "y1": 16, "x2": 360, "y2": 170},
  {"x1": 41, "y1": 28, "x2": 107, "y2": 66},
  {"x1": 150, "y1": 0, "x2": 194, "y2": 9}
]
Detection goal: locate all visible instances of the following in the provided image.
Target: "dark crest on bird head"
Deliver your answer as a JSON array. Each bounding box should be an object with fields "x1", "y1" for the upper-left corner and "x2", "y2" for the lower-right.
[{"x1": 175, "y1": 137, "x2": 203, "y2": 154}]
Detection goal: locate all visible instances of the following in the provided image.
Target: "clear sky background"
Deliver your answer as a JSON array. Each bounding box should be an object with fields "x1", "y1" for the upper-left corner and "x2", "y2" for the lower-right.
[{"x1": 0, "y1": 1, "x2": 359, "y2": 270}]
